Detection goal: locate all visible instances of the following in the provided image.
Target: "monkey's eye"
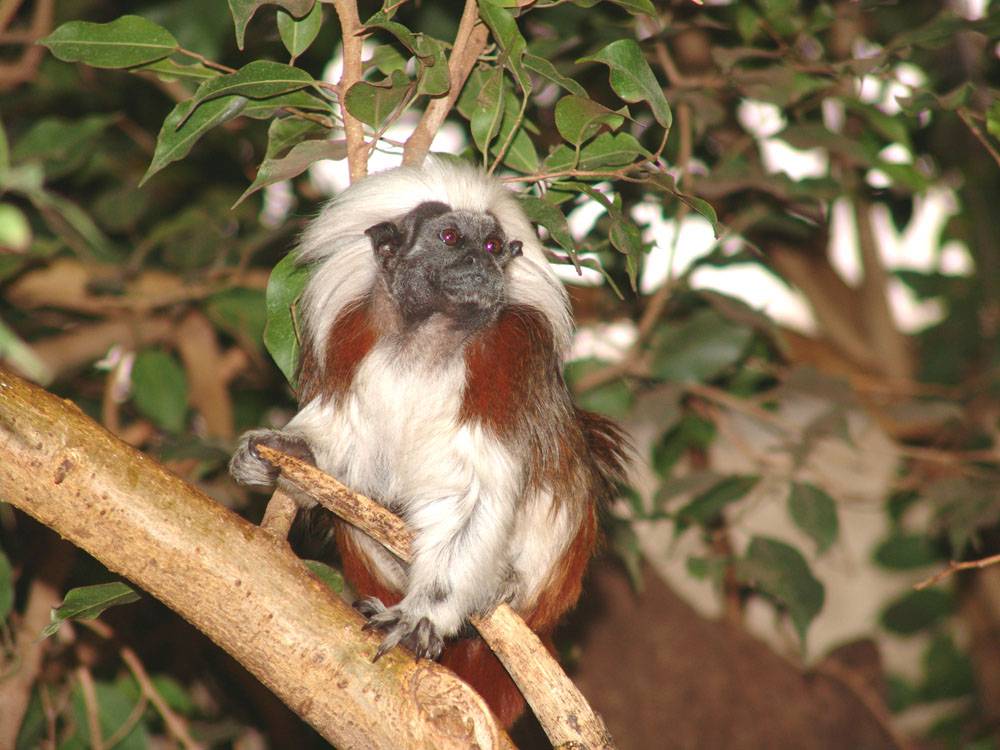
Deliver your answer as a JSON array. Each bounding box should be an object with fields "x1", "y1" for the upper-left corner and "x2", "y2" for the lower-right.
[
  {"x1": 440, "y1": 227, "x2": 460, "y2": 246},
  {"x1": 483, "y1": 236, "x2": 501, "y2": 255}
]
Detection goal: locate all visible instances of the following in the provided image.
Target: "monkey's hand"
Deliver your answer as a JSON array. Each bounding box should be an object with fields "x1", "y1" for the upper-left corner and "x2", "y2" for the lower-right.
[
  {"x1": 229, "y1": 429, "x2": 316, "y2": 488},
  {"x1": 354, "y1": 597, "x2": 445, "y2": 661}
]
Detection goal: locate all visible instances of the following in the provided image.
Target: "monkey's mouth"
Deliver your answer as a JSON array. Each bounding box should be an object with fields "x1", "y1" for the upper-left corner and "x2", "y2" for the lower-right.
[{"x1": 438, "y1": 263, "x2": 504, "y2": 309}]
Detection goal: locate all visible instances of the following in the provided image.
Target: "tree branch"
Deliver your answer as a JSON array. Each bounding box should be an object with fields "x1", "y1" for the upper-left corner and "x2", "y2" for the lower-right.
[
  {"x1": 0, "y1": 367, "x2": 511, "y2": 750},
  {"x1": 332, "y1": 0, "x2": 368, "y2": 182},
  {"x1": 915, "y1": 553, "x2": 1000, "y2": 591},
  {"x1": 257, "y1": 445, "x2": 616, "y2": 750},
  {"x1": 402, "y1": 0, "x2": 488, "y2": 166},
  {"x1": 0, "y1": 539, "x2": 75, "y2": 750}
]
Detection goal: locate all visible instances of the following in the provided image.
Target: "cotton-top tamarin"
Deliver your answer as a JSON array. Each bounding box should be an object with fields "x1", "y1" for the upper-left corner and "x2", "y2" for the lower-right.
[{"x1": 230, "y1": 157, "x2": 626, "y2": 727}]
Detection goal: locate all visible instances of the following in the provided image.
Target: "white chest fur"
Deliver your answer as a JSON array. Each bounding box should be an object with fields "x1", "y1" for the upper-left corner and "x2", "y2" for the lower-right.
[{"x1": 286, "y1": 326, "x2": 578, "y2": 618}]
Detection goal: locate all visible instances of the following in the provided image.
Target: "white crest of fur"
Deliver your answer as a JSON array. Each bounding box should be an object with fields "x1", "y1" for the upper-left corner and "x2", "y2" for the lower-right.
[{"x1": 297, "y1": 156, "x2": 573, "y2": 358}]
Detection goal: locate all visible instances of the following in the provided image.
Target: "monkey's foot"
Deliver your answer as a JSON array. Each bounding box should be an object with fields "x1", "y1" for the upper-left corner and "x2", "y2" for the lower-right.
[{"x1": 354, "y1": 597, "x2": 444, "y2": 661}]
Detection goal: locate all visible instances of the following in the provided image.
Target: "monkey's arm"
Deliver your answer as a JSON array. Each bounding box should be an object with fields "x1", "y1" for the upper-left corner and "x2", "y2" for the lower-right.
[{"x1": 360, "y1": 441, "x2": 520, "y2": 660}]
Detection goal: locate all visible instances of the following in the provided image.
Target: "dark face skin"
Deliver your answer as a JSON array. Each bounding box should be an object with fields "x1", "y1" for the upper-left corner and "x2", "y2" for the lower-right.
[{"x1": 365, "y1": 202, "x2": 523, "y2": 330}]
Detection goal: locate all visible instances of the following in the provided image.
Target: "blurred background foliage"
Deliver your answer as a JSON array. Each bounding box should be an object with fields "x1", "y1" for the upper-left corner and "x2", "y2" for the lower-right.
[{"x1": 1, "y1": 0, "x2": 999, "y2": 747}]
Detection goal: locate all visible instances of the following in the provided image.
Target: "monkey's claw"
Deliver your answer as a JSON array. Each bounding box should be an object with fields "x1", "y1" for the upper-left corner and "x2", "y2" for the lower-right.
[{"x1": 355, "y1": 600, "x2": 444, "y2": 661}]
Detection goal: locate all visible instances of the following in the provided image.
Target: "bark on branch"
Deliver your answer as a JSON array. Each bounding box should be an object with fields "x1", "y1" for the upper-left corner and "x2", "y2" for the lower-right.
[{"x1": 0, "y1": 367, "x2": 510, "y2": 750}]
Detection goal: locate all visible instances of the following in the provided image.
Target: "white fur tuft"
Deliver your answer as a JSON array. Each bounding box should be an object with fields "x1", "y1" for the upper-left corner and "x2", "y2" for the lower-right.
[{"x1": 297, "y1": 157, "x2": 573, "y2": 361}]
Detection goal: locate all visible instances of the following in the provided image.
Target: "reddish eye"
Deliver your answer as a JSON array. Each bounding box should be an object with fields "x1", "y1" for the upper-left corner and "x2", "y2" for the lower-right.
[
  {"x1": 440, "y1": 227, "x2": 460, "y2": 246},
  {"x1": 484, "y1": 237, "x2": 501, "y2": 255}
]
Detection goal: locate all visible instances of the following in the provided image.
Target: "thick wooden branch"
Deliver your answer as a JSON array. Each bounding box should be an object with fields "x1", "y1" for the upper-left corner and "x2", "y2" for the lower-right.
[
  {"x1": 402, "y1": 0, "x2": 489, "y2": 166},
  {"x1": 258, "y1": 446, "x2": 616, "y2": 749},
  {"x1": 0, "y1": 367, "x2": 511, "y2": 750}
]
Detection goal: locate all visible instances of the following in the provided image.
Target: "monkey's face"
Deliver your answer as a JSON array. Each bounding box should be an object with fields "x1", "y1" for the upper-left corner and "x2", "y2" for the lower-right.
[{"x1": 365, "y1": 202, "x2": 523, "y2": 329}]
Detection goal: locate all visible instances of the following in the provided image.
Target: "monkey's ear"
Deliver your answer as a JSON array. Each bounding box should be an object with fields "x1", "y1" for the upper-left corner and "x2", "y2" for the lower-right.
[
  {"x1": 508, "y1": 240, "x2": 523, "y2": 258},
  {"x1": 365, "y1": 222, "x2": 403, "y2": 265}
]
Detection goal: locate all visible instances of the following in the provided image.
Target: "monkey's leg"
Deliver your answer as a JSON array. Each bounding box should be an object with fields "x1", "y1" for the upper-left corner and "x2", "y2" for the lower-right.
[{"x1": 359, "y1": 483, "x2": 517, "y2": 661}]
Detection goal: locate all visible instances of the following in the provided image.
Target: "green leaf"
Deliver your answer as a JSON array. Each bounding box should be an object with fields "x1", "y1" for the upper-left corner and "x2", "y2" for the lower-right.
[
  {"x1": 545, "y1": 131, "x2": 649, "y2": 172},
  {"x1": 228, "y1": 0, "x2": 315, "y2": 49},
  {"x1": 554, "y1": 95, "x2": 625, "y2": 146},
  {"x1": 27, "y1": 191, "x2": 120, "y2": 262},
  {"x1": 918, "y1": 634, "x2": 975, "y2": 702},
  {"x1": 278, "y1": 2, "x2": 322, "y2": 59},
  {"x1": 647, "y1": 172, "x2": 721, "y2": 236},
  {"x1": 578, "y1": 39, "x2": 671, "y2": 130},
  {"x1": 650, "y1": 307, "x2": 754, "y2": 383},
  {"x1": 368, "y1": 44, "x2": 408, "y2": 75},
  {"x1": 263, "y1": 116, "x2": 330, "y2": 159},
  {"x1": 344, "y1": 70, "x2": 411, "y2": 127},
  {"x1": 305, "y1": 560, "x2": 345, "y2": 593},
  {"x1": 469, "y1": 70, "x2": 506, "y2": 157},
  {"x1": 608, "y1": 0, "x2": 656, "y2": 14},
  {"x1": 0, "y1": 316, "x2": 52, "y2": 385},
  {"x1": 11, "y1": 115, "x2": 114, "y2": 179},
  {"x1": 133, "y1": 57, "x2": 219, "y2": 82},
  {"x1": 0, "y1": 203, "x2": 30, "y2": 252},
  {"x1": 142, "y1": 96, "x2": 248, "y2": 185},
  {"x1": 523, "y1": 53, "x2": 585, "y2": 96},
  {"x1": 881, "y1": 589, "x2": 953, "y2": 636},
  {"x1": 0, "y1": 548, "x2": 12, "y2": 621},
  {"x1": 987, "y1": 98, "x2": 1000, "y2": 140},
  {"x1": 565, "y1": 359, "x2": 634, "y2": 417},
  {"x1": 242, "y1": 89, "x2": 332, "y2": 119},
  {"x1": 519, "y1": 195, "x2": 577, "y2": 257},
  {"x1": 787, "y1": 482, "x2": 839, "y2": 555},
  {"x1": 675, "y1": 475, "x2": 759, "y2": 531},
  {"x1": 187, "y1": 60, "x2": 318, "y2": 114},
  {"x1": 237, "y1": 138, "x2": 346, "y2": 205},
  {"x1": 42, "y1": 582, "x2": 140, "y2": 638},
  {"x1": 609, "y1": 215, "x2": 643, "y2": 290},
  {"x1": 477, "y1": 0, "x2": 531, "y2": 94},
  {"x1": 736, "y1": 536, "x2": 825, "y2": 643},
  {"x1": 0, "y1": 117, "x2": 8, "y2": 173},
  {"x1": 131, "y1": 349, "x2": 189, "y2": 433},
  {"x1": 413, "y1": 36, "x2": 450, "y2": 97},
  {"x1": 264, "y1": 252, "x2": 310, "y2": 386},
  {"x1": 206, "y1": 288, "x2": 267, "y2": 348},
  {"x1": 68, "y1": 679, "x2": 149, "y2": 750},
  {"x1": 365, "y1": 11, "x2": 434, "y2": 62},
  {"x1": 41, "y1": 15, "x2": 178, "y2": 69},
  {"x1": 873, "y1": 533, "x2": 942, "y2": 570},
  {"x1": 609, "y1": 519, "x2": 644, "y2": 592},
  {"x1": 149, "y1": 675, "x2": 196, "y2": 715}
]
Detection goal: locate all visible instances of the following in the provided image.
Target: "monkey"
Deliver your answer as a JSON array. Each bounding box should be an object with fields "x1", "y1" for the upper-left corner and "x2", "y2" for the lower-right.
[{"x1": 230, "y1": 156, "x2": 627, "y2": 727}]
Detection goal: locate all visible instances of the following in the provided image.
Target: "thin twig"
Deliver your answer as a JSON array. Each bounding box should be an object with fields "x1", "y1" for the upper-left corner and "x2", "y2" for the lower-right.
[
  {"x1": 120, "y1": 649, "x2": 203, "y2": 749},
  {"x1": 957, "y1": 107, "x2": 1000, "y2": 168},
  {"x1": 402, "y1": 0, "x2": 488, "y2": 165},
  {"x1": 915, "y1": 553, "x2": 1000, "y2": 591},
  {"x1": 175, "y1": 47, "x2": 236, "y2": 74},
  {"x1": 81, "y1": 619, "x2": 206, "y2": 750},
  {"x1": 101, "y1": 693, "x2": 148, "y2": 749},
  {"x1": 75, "y1": 666, "x2": 104, "y2": 750}
]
